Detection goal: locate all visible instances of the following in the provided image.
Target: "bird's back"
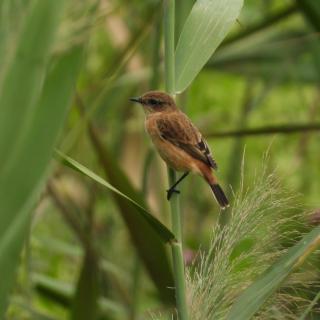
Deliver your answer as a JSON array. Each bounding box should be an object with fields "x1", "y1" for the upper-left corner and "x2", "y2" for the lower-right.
[{"x1": 146, "y1": 110, "x2": 217, "y2": 170}]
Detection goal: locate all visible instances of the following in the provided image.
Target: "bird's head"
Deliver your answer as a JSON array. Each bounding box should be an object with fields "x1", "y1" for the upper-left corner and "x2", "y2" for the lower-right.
[{"x1": 130, "y1": 91, "x2": 176, "y2": 114}]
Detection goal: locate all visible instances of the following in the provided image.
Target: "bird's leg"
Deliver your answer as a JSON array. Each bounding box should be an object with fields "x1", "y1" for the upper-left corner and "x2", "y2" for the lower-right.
[{"x1": 166, "y1": 172, "x2": 190, "y2": 200}]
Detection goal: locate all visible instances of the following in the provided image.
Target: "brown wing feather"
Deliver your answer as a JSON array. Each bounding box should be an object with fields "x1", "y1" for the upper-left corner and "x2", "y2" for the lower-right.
[{"x1": 156, "y1": 112, "x2": 218, "y2": 170}]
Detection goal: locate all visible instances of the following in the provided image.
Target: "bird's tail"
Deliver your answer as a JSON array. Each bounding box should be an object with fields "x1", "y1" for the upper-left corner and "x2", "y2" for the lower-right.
[
  {"x1": 209, "y1": 183, "x2": 229, "y2": 209},
  {"x1": 200, "y1": 164, "x2": 229, "y2": 209}
]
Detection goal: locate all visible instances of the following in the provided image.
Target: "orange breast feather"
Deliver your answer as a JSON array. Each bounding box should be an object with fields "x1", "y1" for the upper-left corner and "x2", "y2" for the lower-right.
[{"x1": 145, "y1": 115, "x2": 201, "y2": 173}]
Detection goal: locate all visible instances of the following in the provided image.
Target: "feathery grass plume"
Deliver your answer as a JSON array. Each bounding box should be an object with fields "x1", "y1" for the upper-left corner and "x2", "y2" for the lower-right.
[{"x1": 186, "y1": 165, "x2": 317, "y2": 319}]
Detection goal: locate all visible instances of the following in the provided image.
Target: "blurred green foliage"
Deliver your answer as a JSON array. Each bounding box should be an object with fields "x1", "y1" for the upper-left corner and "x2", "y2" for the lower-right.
[{"x1": 1, "y1": 0, "x2": 320, "y2": 319}]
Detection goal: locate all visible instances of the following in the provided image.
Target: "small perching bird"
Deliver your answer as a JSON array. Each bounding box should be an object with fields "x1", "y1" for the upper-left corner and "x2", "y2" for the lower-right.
[{"x1": 130, "y1": 91, "x2": 229, "y2": 209}]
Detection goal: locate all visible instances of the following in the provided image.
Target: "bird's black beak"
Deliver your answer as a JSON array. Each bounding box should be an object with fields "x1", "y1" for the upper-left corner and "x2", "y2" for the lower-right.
[{"x1": 129, "y1": 97, "x2": 142, "y2": 103}]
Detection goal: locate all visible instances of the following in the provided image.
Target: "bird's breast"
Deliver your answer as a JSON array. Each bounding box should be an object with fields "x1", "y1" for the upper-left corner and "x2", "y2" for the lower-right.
[{"x1": 145, "y1": 116, "x2": 201, "y2": 173}]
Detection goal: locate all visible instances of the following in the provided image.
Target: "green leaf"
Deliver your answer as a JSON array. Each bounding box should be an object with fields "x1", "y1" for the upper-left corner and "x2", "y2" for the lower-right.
[
  {"x1": 71, "y1": 253, "x2": 99, "y2": 320},
  {"x1": 10, "y1": 296, "x2": 58, "y2": 320},
  {"x1": 0, "y1": 0, "x2": 65, "y2": 170},
  {"x1": 0, "y1": 0, "x2": 33, "y2": 84},
  {"x1": 33, "y1": 273, "x2": 126, "y2": 317},
  {"x1": 55, "y1": 151, "x2": 175, "y2": 244},
  {"x1": 297, "y1": 0, "x2": 320, "y2": 30},
  {"x1": 175, "y1": 0, "x2": 243, "y2": 93},
  {"x1": 33, "y1": 273, "x2": 73, "y2": 307},
  {"x1": 56, "y1": 150, "x2": 175, "y2": 304},
  {"x1": 209, "y1": 29, "x2": 315, "y2": 82},
  {"x1": 0, "y1": 1, "x2": 84, "y2": 314},
  {"x1": 227, "y1": 226, "x2": 320, "y2": 320}
]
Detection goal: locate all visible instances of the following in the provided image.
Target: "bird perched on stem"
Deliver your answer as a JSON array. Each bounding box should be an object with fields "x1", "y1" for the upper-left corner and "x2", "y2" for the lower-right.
[{"x1": 130, "y1": 91, "x2": 229, "y2": 209}]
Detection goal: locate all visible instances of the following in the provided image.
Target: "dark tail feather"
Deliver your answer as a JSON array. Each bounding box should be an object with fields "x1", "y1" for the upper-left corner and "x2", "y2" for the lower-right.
[{"x1": 210, "y1": 184, "x2": 229, "y2": 209}]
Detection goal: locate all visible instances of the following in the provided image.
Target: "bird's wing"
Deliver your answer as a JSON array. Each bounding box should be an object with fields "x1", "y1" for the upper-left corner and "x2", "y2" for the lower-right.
[{"x1": 156, "y1": 112, "x2": 218, "y2": 170}]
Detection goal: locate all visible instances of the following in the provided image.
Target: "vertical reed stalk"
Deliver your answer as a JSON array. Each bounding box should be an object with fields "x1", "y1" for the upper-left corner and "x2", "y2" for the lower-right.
[{"x1": 163, "y1": 0, "x2": 188, "y2": 319}]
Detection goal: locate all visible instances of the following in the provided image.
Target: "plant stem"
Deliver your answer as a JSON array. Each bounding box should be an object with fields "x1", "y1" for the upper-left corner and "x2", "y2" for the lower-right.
[
  {"x1": 206, "y1": 122, "x2": 320, "y2": 138},
  {"x1": 168, "y1": 170, "x2": 188, "y2": 320},
  {"x1": 164, "y1": 0, "x2": 175, "y2": 95},
  {"x1": 164, "y1": 0, "x2": 188, "y2": 319},
  {"x1": 298, "y1": 289, "x2": 320, "y2": 320},
  {"x1": 150, "y1": 14, "x2": 162, "y2": 89}
]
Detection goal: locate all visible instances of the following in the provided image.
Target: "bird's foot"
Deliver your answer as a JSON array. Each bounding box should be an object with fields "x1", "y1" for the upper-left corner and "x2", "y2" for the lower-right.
[{"x1": 166, "y1": 188, "x2": 180, "y2": 200}]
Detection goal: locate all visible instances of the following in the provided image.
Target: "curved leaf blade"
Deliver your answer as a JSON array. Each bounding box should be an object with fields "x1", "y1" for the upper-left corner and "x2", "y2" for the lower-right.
[
  {"x1": 55, "y1": 151, "x2": 175, "y2": 244},
  {"x1": 175, "y1": 0, "x2": 243, "y2": 93},
  {"x1": 71, "y1": 253, "x2": 99, "y2": 320},
  {"x1": 227, "y1": 226, "x2": 320, "y2": 320},
  {"x1": 70, "y1": 127, "x2": 176, "y2": 304},
  {"x1": 56, "y1": 150, "x2": 176, "y2": 304}
]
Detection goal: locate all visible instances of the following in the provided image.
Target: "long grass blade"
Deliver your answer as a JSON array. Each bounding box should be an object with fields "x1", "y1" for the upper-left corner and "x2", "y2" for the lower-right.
[
  {"x1": 298, "y1": 290, "x2": 320, "y2": 320},
  {"x1": 71, "y1": 253, "x2": 99, "y2": 320},
  {"x1": 227, "y1": 226, "x2": 320, "y2": 320},
  {"x1": 79, "y1": 119, "x2": 176, "y2": 304},
  {"x1": 56, "y1": 150, "x2": 175, "y2": 243},
  {"x1": 56, "y1": 150, "x2": 175, "y2": 304}
]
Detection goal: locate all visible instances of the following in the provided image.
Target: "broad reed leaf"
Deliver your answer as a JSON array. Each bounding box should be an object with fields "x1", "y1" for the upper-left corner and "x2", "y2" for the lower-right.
[
  {"x1": 0, "y1": 0, "x2": 28, "y2": 85},
  {"x1": 0, "y1": 0, "x2": 64, "y2": 169},
  {"x1": 0, "y1": 0, "x2": 83, "y2": 313},
  {"x1": 56, "y1": 150, "x2": 175, "y2": 304},
  {"x1": 227, "y1": 226, "x2": 320, "y2": 320},
  {"x1": 175, "y1": 0, "x2": 243, "y2": 93}
]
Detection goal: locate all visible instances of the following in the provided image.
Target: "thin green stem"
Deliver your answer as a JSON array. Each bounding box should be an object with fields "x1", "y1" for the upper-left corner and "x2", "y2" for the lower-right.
[
  {"x1": 164, "y1": 0, "x2": 175, "y2": 94},
  {"x1": 168, "y1": 170, "x2": 182, "y2": 240},
  {"x1": 206, "y1": 122, "x2": 320, "y2": 138},
  {"x1": 150, "y1": 14, "x2": 162, "y2": 89},
  {"x1": 168, "y1": 169, "x2": 188, "y2": 320},
  {"x1": 298, "y1": 290, "x2": 320, "y2": 320},
  {"x1": 171, "y1": 243, "x2": 187, "y2": 318},
  {"x1": 164, "y1": 1, "x2": 188, "y2": 319}
]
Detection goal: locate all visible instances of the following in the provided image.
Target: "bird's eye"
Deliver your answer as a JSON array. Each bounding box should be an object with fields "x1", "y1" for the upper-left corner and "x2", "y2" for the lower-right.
[{"x1": 148, "y1": 98, "x2": 159, "y2": 105}]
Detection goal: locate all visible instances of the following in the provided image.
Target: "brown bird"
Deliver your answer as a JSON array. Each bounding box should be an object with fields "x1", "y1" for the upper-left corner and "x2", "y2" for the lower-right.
[{"x1": 130, "y1": 91, "x2": 229, "y2": 209}]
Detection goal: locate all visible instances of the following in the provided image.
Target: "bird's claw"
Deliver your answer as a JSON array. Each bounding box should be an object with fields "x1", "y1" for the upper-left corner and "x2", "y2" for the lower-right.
[{"x1": 166, "y1": 188, "x2": 180, "y2": 200}]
